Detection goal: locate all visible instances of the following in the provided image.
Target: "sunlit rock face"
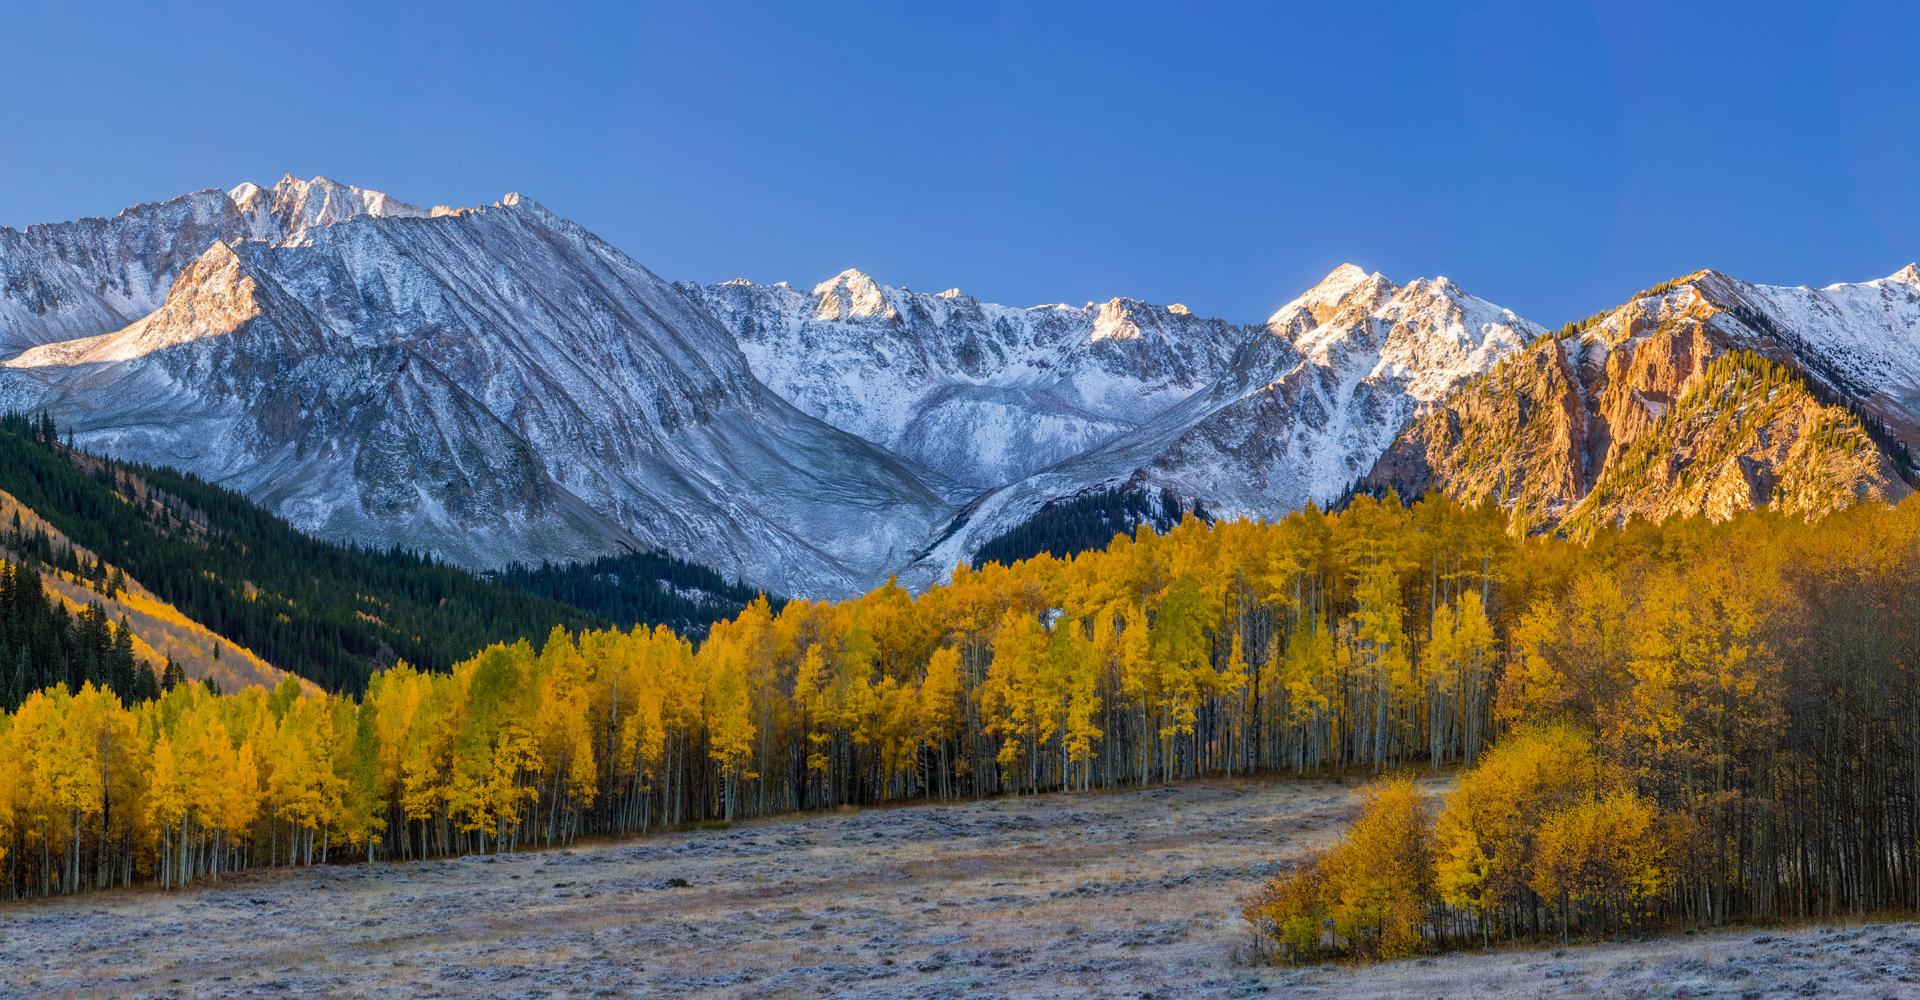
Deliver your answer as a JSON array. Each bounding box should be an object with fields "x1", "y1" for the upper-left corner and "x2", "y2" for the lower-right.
[{"x1": 1367, "y1": 268, "x2": 1920, "y2": 532}]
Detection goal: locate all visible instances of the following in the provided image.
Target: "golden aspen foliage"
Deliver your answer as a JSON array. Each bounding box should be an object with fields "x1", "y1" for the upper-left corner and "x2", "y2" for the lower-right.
[
  {"x1": 1242, "y1": 854, "x2": 1331, "y2": 964},
  {"x1": 1529, "y1": 789, "x2": 1670, "y2": 928},
  {"x1": 3, "y1": 491, "x2": 1919, "y2": 926},
  {"x1": 1316, "y1": 777, "x2": 1434, "y2": 960},
  {"x1": 1432, "y1": 724, "x2": 1598, "y2": 921}
]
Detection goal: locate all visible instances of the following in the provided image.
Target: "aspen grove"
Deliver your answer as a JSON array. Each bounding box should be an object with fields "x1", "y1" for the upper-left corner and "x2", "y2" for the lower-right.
[
  {"x1": 3, "y1": 493, "x2": 1919, "y2": 922},
  {"x1": 1244, "y1": 495, "x2": 1920, "y2": 960}
]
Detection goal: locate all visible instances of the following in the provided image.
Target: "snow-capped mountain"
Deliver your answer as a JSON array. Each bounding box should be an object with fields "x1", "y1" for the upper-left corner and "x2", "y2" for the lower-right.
[
  {"x1": 11, "y1": 174, "x2": 1903, "y2": 600},
  {"x1": 0, "y1": 177, "x2": 950, "y2": 598},
  {"x1": 684, "y1": 272, "x2": 1247, "y2": 491},
  {"x1": 0, "y1": 178, "x2": 1548, "y2": 596},
  {"x1": 896, "y1": 264, "x2": 1542, "y2": 583}
]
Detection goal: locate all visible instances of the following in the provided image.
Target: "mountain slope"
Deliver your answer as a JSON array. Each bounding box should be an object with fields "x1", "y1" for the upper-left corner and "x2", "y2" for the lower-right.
[
  {"x1": 899, "y1": 265, "x2": 1541, "y2": 583},
  {"x1": 0, "y1": 411, "x2": 596, "y2": 692},
  {"x1": 0, "y1": 480, "x2": 296, "y2": 700},
  {"x1": 687, "y1": 272, "x2": 1247, "y2": 491},
  {"x1": 1365, "y1": 267, "x2": 1920, "y2": 529},
  {"x1": 0, "y1": 177, "x2": 951, "y2": 598}
]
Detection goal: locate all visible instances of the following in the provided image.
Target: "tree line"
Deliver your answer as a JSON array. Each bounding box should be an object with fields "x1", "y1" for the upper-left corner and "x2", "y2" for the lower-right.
[{"x1": 2, "y1": 489, "x2": 1917, "y2": 908}]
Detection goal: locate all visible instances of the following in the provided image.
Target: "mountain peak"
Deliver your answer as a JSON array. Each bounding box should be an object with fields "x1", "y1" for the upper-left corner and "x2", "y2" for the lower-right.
[
  {"x1": 1309, "y1": 262, "x2": 1387, "y2": 297},
  {"x1": 1091, "y1": 298, "x2": 1143, "y2": 342},
  {"x1": 815, "y1": 267, "x2": 880, "y2": 290},
  {"x1": 1317, "y1": 262, "x2": 1372, "y2": 286},
  {"x1": 811, "y1": 269, "x2": 900, "y2": 322},
  {"x1": 1887, "y1": 263, "x2": 1920, "y2": 288},
  {"x1": 228, "y1": 174, "x2": 425, "y2": 245},
  {"x1": 1267, "y1": 263, "x2": 1393, "y2": 329}
]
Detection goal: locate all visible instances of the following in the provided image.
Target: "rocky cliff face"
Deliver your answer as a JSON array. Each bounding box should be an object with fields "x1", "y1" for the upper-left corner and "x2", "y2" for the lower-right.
[
  {"x1": 1562, "y1": 352, "x2": 1906, "y2": 532},
  {"x1": 1368, "y1": 268, "x2": 1920, "y2": 530}
]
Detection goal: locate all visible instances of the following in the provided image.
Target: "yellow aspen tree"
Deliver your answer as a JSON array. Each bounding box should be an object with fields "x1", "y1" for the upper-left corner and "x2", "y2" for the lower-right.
[
  {"x1": 1318, "y1": 776, "x2": 1434, "y2": 959},
  {"x1": 1048, "y1": 622, "x2": 1102, "y2": 790},
  {"x1": 1432, "y1": 723, "x2": 1598, "y2": 942},
  {"x1": 1530, "y1": 790, "x2": 1670, "y2": 935},
  {"x1": 0, "y1": 712, "x2": 15, "y2": 869},
  {"x1": 980, "y1": 609, "x2": 1045, "y2": 791},
  {"x1": 918, "y1": 645, "x2": 964, "y2": 798},
  {"x1": 702, "y1": 629, "x2": 755, "y2": 820}
]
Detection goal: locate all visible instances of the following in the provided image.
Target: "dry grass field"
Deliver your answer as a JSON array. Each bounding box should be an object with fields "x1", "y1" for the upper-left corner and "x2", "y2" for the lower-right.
[{"x1": 4, "y1": 777, "x2": 1918, "y2": 998}]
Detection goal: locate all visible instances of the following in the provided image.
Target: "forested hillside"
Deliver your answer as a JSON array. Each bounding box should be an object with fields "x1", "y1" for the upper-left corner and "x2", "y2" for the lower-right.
[
  {"x1": 970, "y1": 486, "x2": 1197, "y2": 568},
  {"x1": 0, "y1": 413, "x2": 595, "y2": 692},
  {"x1": 1, "y1": 473, "x2": 308, "y2": 705},
  {"x1": 492, "y1": 550, "x2": 766, "y2": 637},
  {"x1": 6, "y1": 488, "x2": 1918, "y2": 910},
  {"x1": 0, "y1": 560, "x2": 160, "y2": 711}
]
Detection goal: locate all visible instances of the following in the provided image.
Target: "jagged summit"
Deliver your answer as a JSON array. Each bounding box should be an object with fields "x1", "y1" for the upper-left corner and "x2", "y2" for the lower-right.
[
  {"x1": 1271, "y1": 263, "x2": 1390, "y2": 328},
  {"x1": 811, "y1": 268, "x2": 901, "y2": 322},
  {"x1": 1312, "y1": 261, "x2": 1374, "y2": 291},
  {"x1": 227, "y1": 174, "x2": 426, "y2": 245}
]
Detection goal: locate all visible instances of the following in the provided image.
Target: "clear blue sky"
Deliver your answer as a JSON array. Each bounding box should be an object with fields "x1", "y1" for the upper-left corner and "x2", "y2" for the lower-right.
[{"x1": 3, "y1": 1, "x2": 1914, "y2": 326}]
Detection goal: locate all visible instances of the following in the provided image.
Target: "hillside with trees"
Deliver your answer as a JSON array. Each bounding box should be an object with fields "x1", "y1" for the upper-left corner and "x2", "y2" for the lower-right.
[{"x1": 0, "y1": 412, "x2": 601, "y2": 693}]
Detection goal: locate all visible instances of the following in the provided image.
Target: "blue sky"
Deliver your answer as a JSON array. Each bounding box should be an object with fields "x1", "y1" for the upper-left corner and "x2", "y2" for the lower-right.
[{"x1": 3, "y1": 1, "x2": 1914, "y2": 326}]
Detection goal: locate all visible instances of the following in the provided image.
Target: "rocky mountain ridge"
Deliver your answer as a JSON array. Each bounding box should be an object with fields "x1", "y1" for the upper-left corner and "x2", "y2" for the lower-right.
[
  {"x1": 2, "y1": 176, "x2": 1913, "y2": 596},
  {"x1": 0, "y1": 177, "x2": 950, "y2": 598},
  {"x1": 1365, "y1": 267, "x2": 1920, "y2": 531}
]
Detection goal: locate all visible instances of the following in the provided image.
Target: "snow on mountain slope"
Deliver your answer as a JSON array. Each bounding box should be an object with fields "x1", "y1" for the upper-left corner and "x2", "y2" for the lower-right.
[
  {"x1": 899, "y1": 265, "x2": 1541, "y2": 585},
  {"x1": 0, "y1": 175, "x2": 433, "y2": 354},
  {"x1": 1703, "y1": 265, "x2": 1920, "y2": 447},
  {"x1": 16, "y1": 175, "x2": 1904, "y2": 599},
  {"x1": 0, "y1": 180, "x2": 951, "y2": 598},
  {"x1": 684, "y1": 272, "x2": 1248, "y2": 491}
]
